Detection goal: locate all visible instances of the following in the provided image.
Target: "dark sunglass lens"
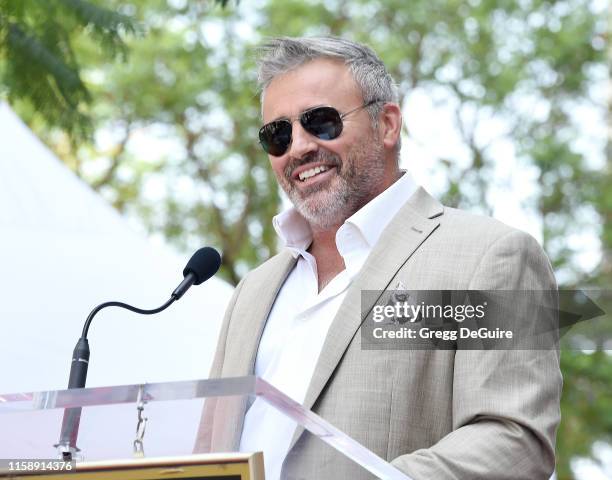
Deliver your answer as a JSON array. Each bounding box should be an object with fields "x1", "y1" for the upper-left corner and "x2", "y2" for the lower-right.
[
  {"x1": 259, "y1": 120, "x2": 292, "y2": 156},
  {"x1": 301, "y1": 107, "x2": 342, "y2": 140}
]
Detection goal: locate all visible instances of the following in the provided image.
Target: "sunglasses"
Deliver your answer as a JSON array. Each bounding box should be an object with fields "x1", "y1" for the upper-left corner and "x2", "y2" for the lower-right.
[{"x1": 259, "y1": 100, "x2": 381, "y2": 156}]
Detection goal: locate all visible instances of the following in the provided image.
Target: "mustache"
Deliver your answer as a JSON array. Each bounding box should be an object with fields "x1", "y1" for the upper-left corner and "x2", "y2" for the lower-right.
[{"x1": 284, "y1": 150, "x2": 342, "y2": 179}]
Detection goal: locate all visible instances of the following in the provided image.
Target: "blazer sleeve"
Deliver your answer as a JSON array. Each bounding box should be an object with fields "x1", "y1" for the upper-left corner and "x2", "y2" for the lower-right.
[
  {"x1": 391, "y1": 230, "x2": 563, "y2": 479},
  {"x1": 193, "y1": 276, "x2": 246, "y2": 453}
]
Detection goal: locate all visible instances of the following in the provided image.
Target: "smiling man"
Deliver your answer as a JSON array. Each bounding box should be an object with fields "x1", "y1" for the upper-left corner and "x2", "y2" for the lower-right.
[{"x1": 196, "y1": 37, "x2": 562, "y2": 480}]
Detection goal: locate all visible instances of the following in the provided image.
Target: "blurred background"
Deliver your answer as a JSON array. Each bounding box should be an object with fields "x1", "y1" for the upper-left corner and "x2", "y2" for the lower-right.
[{"x1": 0, "y1": 0, "x2": 609, "y2": 478}]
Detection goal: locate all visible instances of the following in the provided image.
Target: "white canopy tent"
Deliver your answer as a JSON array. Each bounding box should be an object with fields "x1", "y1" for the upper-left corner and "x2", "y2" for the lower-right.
[{"x1": 0, "y1": 102, "x2": 233, "y2": 395}]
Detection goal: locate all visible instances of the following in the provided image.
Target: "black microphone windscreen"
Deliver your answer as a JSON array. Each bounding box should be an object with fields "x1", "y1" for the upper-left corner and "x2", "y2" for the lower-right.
[{"x1": 183, "y1": 247, "x2": 222, "y2": 285}]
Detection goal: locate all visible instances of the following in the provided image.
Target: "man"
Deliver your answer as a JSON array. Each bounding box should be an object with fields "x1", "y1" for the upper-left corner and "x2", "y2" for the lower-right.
[{"x1": 196, "y1": 36, "x2": 562, "y2": 480}]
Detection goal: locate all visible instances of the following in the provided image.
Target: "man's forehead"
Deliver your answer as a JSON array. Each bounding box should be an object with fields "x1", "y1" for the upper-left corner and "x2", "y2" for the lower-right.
[{"x1": 262, "y1": 58, "x2": 361, "y2": 122}]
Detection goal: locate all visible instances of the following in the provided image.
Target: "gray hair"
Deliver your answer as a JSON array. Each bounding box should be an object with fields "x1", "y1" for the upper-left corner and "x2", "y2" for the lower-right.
[{"x1": 256, "y1": 36, "x2": 401, "y2": 154}]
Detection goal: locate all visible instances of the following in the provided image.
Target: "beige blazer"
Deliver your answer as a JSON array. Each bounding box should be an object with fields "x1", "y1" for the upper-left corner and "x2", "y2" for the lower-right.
[{"x1": 195, "y1": 187, "x2": 562, "y2": 480}]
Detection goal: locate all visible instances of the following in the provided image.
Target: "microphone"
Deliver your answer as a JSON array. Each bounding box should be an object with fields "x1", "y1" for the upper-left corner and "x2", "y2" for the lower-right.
[
  {"x1": 58, "y1": 247, "x2": 221, "y2": 459},
  {"x1": 68, "y1": 246, "x2": 222, "y2": 389}
]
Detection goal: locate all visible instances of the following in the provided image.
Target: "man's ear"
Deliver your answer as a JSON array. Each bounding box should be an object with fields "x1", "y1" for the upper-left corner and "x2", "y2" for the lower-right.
[{"x1": 379, "y1": 103, "x2": 402, "y2": 150}]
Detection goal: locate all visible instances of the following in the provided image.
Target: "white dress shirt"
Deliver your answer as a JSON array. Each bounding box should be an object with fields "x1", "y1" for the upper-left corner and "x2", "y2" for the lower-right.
[{"x1": 239, "y1": 172, "x2": 418, "y2": 480}]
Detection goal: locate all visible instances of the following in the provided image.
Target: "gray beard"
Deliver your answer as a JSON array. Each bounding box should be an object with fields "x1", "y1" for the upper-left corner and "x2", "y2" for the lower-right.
[{"x1": 281, "y1": 139, "x2": 386, "y2": 230}]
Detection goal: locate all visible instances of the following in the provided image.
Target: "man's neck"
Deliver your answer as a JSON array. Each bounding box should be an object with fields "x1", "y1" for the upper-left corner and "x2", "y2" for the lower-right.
[
  {"x1": 308, "y1": 226, "x2": 345, "y2": 293},
  {"x1": 310, "y1": 224, "x2": 341, "y2": 248}
]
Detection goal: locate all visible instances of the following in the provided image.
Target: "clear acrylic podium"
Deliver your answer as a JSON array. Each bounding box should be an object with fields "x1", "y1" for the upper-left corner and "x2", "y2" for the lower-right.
[{"x1": 0, "y1": 376, "x2": 411, "y2": 479}]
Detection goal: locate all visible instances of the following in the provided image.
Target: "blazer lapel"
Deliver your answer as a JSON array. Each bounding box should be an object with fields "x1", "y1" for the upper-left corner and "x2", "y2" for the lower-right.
[
  {"x1": 230, "y1": 250, "x2": 296, "y2": 376},
  {"x1": 289, "y1": 187, "x2": 443, "y2": 448},
  {"x1": 213, "y1": 250, "x2": 296, "y2": 451}
]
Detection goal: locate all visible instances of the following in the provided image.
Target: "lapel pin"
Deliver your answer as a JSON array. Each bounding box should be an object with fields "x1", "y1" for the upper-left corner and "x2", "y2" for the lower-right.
[{"x1": 393, "y1": 281, "x2": 409, "y2": 302}]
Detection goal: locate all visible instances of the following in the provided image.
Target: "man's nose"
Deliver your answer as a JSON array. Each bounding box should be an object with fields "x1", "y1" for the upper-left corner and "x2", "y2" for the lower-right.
[{"x1": 287, "y1": 120, "x2": 318, "y2": 159}]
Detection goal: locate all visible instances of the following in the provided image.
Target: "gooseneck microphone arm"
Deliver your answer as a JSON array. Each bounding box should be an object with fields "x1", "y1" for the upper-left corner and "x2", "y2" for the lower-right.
[
  {"x1": 68, "y1": 265, "x2": 206, "y2": 390},
  {"x1": 82, "y1": 297, "x2": 177, "y2": 339},
  {"x1": 68, "y1": 295, "x2": 178, "y2": 390}
]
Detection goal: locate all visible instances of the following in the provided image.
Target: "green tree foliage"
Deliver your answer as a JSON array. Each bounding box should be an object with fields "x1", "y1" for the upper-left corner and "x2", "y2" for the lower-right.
[
  {"x1": 2, "y1": 0, "x2": 609, "y2": 476},
  {"x1": 0, "y1": 0, "x2": 136, "y2": 138},
  {"x1": 558, "y1": 348, "x2": 612, "y2": 478}
]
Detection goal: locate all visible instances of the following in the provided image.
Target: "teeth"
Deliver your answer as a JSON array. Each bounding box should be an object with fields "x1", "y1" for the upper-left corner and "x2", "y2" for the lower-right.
[{"x1": 298, "y1": 165, "x2": 330, "y2": 181}]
